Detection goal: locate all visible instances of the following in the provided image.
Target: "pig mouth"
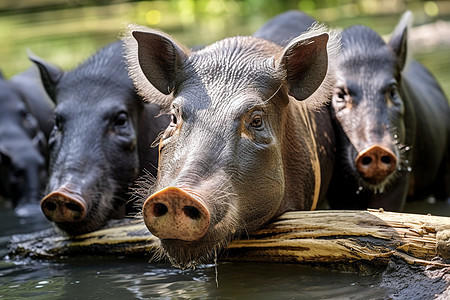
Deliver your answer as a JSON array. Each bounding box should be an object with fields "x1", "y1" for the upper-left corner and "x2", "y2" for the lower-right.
[
  {"x1": 50, "y1": 188, "x2": 126, "y2": 236},
  {"x1": 142, "y1": 183, "x2": 240, "y2": 269},
  {"x1": 154, "y1": 207, "x2": 240, "y2": 269},
  {"x1": 157, "y1": 230, "x2": 236, "y2": 269}
]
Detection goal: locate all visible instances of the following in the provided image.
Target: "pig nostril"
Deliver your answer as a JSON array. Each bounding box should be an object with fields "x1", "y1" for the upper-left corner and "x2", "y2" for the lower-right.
[
  {"x1": 183, "y1": 206, "x2": 201, "y2": 220},
  {"x1": 361, "y1": 157, "x2": 372, "y2": 165},
  {"x1": 65, "y1": 202, "x2": 82, "y2": 212},
  {"x1": 381, "y1": 155, "x2": 391, "y2": 164},
  {"x1": 44, "y1": 201, "x2": 57, "y2": 211},
  {"x1": 153, "y1": 203, "x2": 168, "y2": 217}
]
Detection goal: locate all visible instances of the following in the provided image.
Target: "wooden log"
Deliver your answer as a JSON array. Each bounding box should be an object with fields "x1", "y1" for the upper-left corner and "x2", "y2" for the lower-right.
[{"x1": 7, "y1": 209, "x2": 450, "y2": 269}]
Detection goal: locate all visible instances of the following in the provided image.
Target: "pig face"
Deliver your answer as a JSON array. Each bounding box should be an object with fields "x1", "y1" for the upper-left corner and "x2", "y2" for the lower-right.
[
  {"x1": 330, "y1": 13, "x2": 412, "y2": 193},
  {"x1": 126, "y1": 25, "x2": 338, "y2": 268},
  {"x1": 31, "y1": 42, "x2": 147, "y2": 235}
]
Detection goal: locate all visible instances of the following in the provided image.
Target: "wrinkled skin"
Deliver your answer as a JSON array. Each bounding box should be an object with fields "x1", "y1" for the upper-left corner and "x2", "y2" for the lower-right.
[
  {"x1": 327, "y1": 12, "x2": 450, "y2": 211},
  {"x1": 31, "y1": 41, "x2": 168, "y2": 235},
  {"x1": 125, "y1": 17, "x2": 338, "y2": 268},
  {"x1": 0, "y1": 66, "x2": 54, "y2": 216}
]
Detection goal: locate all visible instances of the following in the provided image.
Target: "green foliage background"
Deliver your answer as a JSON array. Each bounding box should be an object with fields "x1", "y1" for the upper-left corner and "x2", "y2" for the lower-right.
[{"x1": 1, "y1": 0, "x2": 449, "y2": 95}]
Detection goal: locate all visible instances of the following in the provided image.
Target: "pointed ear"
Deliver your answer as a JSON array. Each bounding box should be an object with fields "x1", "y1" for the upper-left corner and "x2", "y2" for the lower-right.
[
  {"x1": 28, "y1": 50, "x2": 63, "y2": 102},
  {"x1": 131, "y1": 30, "x2": 189, "y2": 96},
  {"x1": 388, "y1": 11, "x2": 412, "y2": 72},
  {"x1": 277, "y1": 32, "x2": 329, "y2": 101}
]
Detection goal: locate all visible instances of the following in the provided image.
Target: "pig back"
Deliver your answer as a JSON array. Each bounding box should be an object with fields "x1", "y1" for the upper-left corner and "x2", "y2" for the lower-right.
[{"x1": 402, "y1": 60, "x2": 450, "y2": 200}]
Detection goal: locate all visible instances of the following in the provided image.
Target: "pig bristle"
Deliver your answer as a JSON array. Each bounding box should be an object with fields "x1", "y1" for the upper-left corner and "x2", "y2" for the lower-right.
[{"x1": 128, "y1": 169, "x2": 157, "y2": 211}]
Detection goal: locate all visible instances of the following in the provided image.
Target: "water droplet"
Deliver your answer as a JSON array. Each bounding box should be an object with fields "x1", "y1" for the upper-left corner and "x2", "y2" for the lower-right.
[
  {"x1": 379, "y1": 186, "x2": 384, "y2": 194},
  {"x1": 405, "y1": 146, "x2": 410, "y2": 151},
  {"x1": 393, "y1": 134, "x2": 398, "y2": 139},
  {"x1": 35, "y1": 285, "x2": 44, "y2": 289},
  {"x1": 356, "y1": 190, "x2": 360, "y2": 195},
  {"x1": 407, "y1": 166, "x2": 412, "y2": 172},
  {"x1": 405, "y1": 160, "x2": 409, "y2": 165},
  {"x1": 38, "y1": 281, "x2": 49, "y2": 285},
  {"x1": 358, "y1": 186, "x2": 363, "y2": 191},
  {"x1": 397, "y1": 167, "x2": 402, "y2": 171}
]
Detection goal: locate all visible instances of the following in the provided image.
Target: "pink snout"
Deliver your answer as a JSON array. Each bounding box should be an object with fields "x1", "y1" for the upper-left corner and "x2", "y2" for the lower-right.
[
  {"x1": 355, "y1": 145, "x2": 397, "y2": 184},
  {"x1": 41, "y1": 187, "x2": 87, "y2": 223},
  {"x1": 143, "y1": 187, "x2": 210, "y2": 242}
]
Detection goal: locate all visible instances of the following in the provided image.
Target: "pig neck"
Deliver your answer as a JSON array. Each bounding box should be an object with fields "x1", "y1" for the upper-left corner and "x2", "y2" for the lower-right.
[{"x1": 278, "y1": 99, "x2": 321, "y2": 215}]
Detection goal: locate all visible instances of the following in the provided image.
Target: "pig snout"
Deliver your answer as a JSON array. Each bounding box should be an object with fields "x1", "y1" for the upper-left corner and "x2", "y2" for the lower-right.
[
  {"x1": 41, "y1": 187, "x2": 87, "y2": 223},
  {"x1": 355, "y1": 145, "x2": 397, "y2": 184},
  {"x1": 143, "y1": 187, "x2": 210, "y2": 242}
]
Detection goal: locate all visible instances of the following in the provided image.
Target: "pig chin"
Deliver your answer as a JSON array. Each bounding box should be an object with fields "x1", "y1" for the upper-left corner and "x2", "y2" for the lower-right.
[{"x1": 157, "y1": 208, "x2": 240, "y2": 269}]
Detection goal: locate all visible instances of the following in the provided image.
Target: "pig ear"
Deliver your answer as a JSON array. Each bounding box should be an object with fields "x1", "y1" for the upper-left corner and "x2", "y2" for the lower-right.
[
  {"x1": 277, "y1": 32, "x2": 329, "y2": 101},
  {"x1": 28, "y1": 50, "x2": 63, "y2": 102},
  {"x1": 388, "y1": 11, "x2": 412, "y2": 72},
  {"x1": 131, "y1": 30, "x2": 188, "y2": 95}
]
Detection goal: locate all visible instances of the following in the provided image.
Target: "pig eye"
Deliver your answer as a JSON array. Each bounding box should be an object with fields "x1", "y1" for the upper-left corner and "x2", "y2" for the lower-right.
[
  {"x1": 250, "y1": 115, "x2": 263, "y2": 128},
  {"x1": 54, "y1": 114, "x2": 63, "y2": 131},
  {"x1": 387, "y1": 85, "x2": 399, "y2": 100},
  {"x1": 162, "y1": 108, "x2": 181, "y2": 143},
  {"x1": 114, "y1": 112, "x2": 128, "y2": 128},
  {"x1": 170, "y1": 113, "x2": 178, "y2": 126},
  {"x1": 334, "y1": 88, "x2": 347, "y2": 103},
  {"x1": 333, "y1": 87, "x2": 350, "y2": 111}
]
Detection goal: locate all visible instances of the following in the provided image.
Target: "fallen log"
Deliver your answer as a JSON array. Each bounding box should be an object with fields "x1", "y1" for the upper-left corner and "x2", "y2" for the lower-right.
[
  {"x1": 7, "y1": 209, "x2": 450, "y2": 270},
  {"x1": 7, "y1": 209, "x2": 450, "y2": 299}
]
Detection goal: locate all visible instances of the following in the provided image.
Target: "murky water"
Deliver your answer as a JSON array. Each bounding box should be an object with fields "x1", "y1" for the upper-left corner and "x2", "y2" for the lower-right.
[{"x1": 0, "y1": 201, "x2": 394, "y2": 300}]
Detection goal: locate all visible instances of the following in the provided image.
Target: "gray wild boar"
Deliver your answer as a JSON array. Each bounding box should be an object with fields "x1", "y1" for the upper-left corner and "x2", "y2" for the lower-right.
[{"x1": 125, "y1": 21, "x2": 339, "y2": 268}]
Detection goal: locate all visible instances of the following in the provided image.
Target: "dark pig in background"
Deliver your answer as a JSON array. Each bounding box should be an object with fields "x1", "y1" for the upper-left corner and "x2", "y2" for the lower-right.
[
  {"x1": 327, "y1": 11, "x2": 450, "y2": 211},
  {"x1": 30, "y1": 41, "x2": 169, "y2": 235},
  {"x1": 0, "y1": 66, "x2": 54, "y2": 216},
  {"x1": 253, "y1": 10, "x2": 316, "y2": 47},
  {"x1": 125, "y1": 16, "x2": 338, "y2": 268}
]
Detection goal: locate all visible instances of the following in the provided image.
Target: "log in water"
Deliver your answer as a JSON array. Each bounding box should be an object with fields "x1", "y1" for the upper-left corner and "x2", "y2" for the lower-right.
[{"x1": 8, "y1": 209, "x2": 450, "y2": 269}]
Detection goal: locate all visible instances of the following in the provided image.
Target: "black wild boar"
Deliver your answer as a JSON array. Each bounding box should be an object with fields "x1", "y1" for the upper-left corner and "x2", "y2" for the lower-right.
[
  {"x1": 0, "y1": 66, "x2": 54, "y2": 216},
  {"x1": 327, "y1": 11, "x2": 450, "y2": 211},
  {"x1": 30, "y1": 41, "x2": 168, "y2": 235}
]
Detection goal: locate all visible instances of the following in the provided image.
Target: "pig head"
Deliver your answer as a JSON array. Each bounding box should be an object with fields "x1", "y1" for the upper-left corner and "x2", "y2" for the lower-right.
[{"x1": 125, "y1": 24, "x2": 338, "y2": 268}]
